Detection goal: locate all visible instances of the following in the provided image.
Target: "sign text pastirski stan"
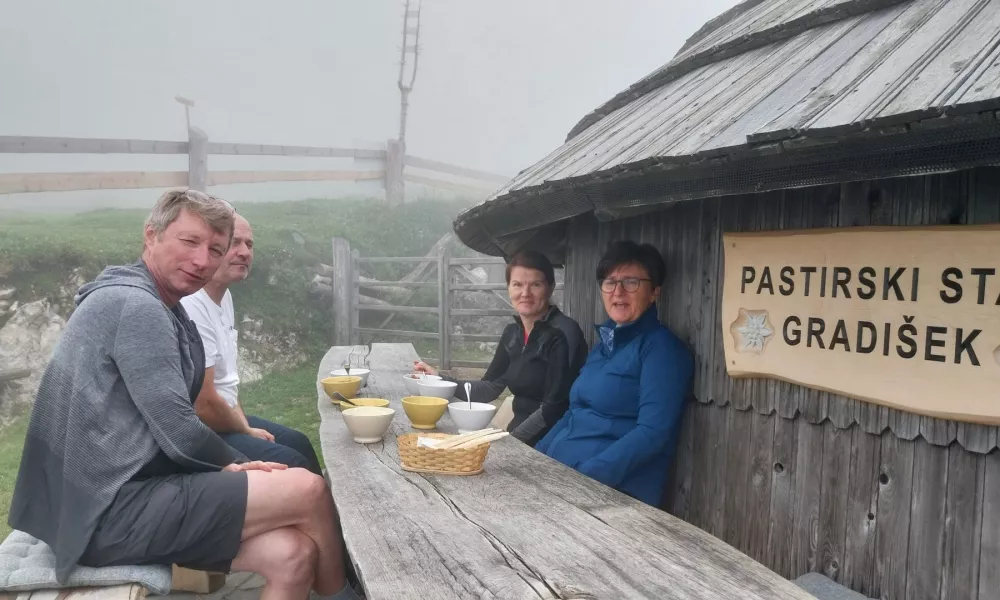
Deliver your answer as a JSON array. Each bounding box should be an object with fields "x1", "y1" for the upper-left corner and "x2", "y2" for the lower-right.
[{"x1": 721, "y1": 225, "x2": 1000, "y2": 425}]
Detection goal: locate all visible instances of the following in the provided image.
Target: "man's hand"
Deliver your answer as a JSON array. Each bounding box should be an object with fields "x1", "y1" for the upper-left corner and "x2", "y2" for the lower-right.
[
  {"x1": 247, "y1": 427, "x2": 275, "y2": 442},
  {"x1": 223, "y1": 461, "x2": 288, "y2": 473}
]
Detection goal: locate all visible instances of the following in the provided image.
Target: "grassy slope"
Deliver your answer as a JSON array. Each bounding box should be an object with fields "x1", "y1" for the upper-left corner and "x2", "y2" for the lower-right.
[{"x1": 0, "y1": 196, "x2": 478, "y2": 356}]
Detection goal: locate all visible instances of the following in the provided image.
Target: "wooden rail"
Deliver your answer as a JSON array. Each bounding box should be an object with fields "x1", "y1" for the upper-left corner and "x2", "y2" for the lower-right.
[{"x1": 0, "y1": 132, "x2": 510, "y2": 205}]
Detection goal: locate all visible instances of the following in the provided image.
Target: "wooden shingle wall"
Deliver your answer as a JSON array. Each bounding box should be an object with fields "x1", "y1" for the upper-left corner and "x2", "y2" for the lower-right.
[{"x1": 561, "y1": 167, "x2": 1000, "y2": 600}]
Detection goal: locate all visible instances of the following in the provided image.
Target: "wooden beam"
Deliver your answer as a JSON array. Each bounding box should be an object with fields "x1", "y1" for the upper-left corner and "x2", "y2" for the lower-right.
[
  {"x1": 0, "y1": 171, "x2": 188, "y2": 194},
  {"x1": 405, "y1": 155, "x2": 511, "y2": 184},
  {"x1": 403, "y1": 173, "x2": 496, "y2": 195},
  {"x1": 208, "y1": 170, "x2": 384, "y2": 185},
  {"x1": 206, "y1": 142, "x2": 384, "y2": 160},
  {"x1": 0, "y1": 169, "x2": 384, "y2": 194},
  {"x1": 0, "y1": 135, "x2": 187, "y2": 154}
]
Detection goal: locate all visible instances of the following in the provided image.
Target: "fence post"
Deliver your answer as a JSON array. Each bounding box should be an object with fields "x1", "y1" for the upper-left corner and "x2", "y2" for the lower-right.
[
  {"x1": 351, "y1": 248, "x2": 360, "y2": 345},
  {"x1": 331, "y1": 237, "x2": 354, "y2": 346},
  {"x1": 438, "y1": 246, "x2": 451, "y2": 370},
  {"x1": 187, "y1": 126, "x2": 208, "y2": 191},
  {"x1": 385, "y1": 138, "x2": 405, "y2": 206}
]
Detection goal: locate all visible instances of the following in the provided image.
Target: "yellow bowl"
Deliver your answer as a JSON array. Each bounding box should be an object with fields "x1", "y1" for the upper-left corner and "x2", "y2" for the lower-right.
[
  {"x1": 401, "y1": 396, "x2": 450, "y2": 430},
  {"x1": 337, "y1": 397, "x2": 390, "y2": 411},
  {"x1": 321, "y1": 376, "x2": 362, "y2": 401}
]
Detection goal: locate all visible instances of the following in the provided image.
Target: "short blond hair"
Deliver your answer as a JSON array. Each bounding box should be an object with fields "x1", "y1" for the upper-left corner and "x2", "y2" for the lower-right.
[{"x1": 145, "y1": 189, "x2": 235, "y2": 246}]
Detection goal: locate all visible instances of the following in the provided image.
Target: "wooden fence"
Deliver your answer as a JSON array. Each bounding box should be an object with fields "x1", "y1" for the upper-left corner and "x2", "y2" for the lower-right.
[
  {"x1": 322, "y1": 236, "x2": 562, "y2": 370},
  {"x1": 0, "y1": 128, "x2": 509, "y2": 205}
]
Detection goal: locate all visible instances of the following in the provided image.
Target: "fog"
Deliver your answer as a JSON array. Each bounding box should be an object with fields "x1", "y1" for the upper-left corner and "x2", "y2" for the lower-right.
[{"x1": 0, "y1": 0, "x2": 741, "y2": 213}]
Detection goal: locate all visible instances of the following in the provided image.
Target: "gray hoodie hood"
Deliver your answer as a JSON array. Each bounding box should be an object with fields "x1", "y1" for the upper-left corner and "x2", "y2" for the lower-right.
[{"x1": 75, "y1": 259, "x2": 161, "y2": 307}]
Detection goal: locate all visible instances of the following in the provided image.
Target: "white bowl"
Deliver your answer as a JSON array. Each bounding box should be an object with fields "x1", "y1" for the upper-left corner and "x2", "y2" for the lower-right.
[
  {"x1": 416, "y1": 379, "x2": 458, "y2": 399},
  {"x1": 402, "y1": 373, "x2": 441, "y2": 396},
  {"x1": 331, "y1": 368, "x2": 370, "y2": 387},
  {"x1": 448, "y1": 402, "x2": 498, "y2": 433},
  {"x1": 342, "y1": 406, "x2": 395, "y2": 443}
]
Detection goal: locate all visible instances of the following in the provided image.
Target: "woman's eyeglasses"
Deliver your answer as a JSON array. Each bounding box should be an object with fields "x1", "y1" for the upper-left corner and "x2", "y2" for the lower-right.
[{"x1": 599, "y1": 278, "x2": 650, "y2": 293}]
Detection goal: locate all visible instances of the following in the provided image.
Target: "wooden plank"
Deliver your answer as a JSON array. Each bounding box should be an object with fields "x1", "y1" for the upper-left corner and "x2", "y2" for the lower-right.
[
  {"x1": 0, "y1": 171, "x2": 187, "y2": 194},
  {"x1": 791, "y1": 418, "x2": 824, "y2": 578},
  {"x1": 724, "y1": 406, "x2": 754, "y2": 554},
  {"x1": 206, "y1": 142, "x2": 384, "y2": 159},
  {"x1": 686, "y1": 402, "x2": 716, "y2": 532},
  {"x1": 981, "y1": 449, "x2": 1000, "y2": 600},
  {"x1": 879, "y1": 0, "x2": 1000, "y2": 119},
  {"x1": 449, "y1": 333, "x2": 502, "y2": 343},
  {"x1": 354, "y1": 305, "x2": 439, "y2": 315},
  {"x1": 708, "y1": 403, "x2": 732, "y2": 539},
  {"x1": 767, "y1": 415, "x2": 798, "y2": 579},
  {"x1": 805, "y1": 0, "x2": 974, "y2": 132},
  {"x1": 403, "y1": 173, "x2": 495, "y2": 195},
  {"x1": 353, "y1": 327, "x2": 438, "y2": 340},
  {"x1": 665, "y1": 402, "x2": 697, "y2": 519},
  {"x1": 905, "y1": 439, "x2": 948, "y2": 600},
  {"x1": 745, "y1": 410, "x2": 775, "y2": 564},
  {"x1": 0, "y1": 135, "x2": 186, "y2": 154},
  {"x1": 317, "y1": 343, "x2": 817, "y2": 600},
  {"x1": 208, "y1": 169, "x2": 384, "y2": 185},
  {"x1": 874, "y1": 432, "x2": 915, "y2": 600},
  {"x1": 710, "y1": 9, "x2": 899, "y2": 150},
  {"x1": 818, "y1": 421, "x2": 850, "y2": 583},
  {"x1": 331, "y1": 238, "x2": 353, "y2": 346},
  {"x1": 449, "y1": 308, "x2": 513, "y2": 317},
  {"x1": 697, "y1": 198, "x2": 721, "y2": 404},
  {"x1": 404, "y1": 155, "x2": 510, "y2": 185},
  {"x1": 842, "y1": 426, "x2": 881, "y2": 598},
  {"x1": 942, "y1": 446, "x2": 984, "y2": 600},
  {"x1": 438, "y1": 248, "x2": 450, "y2": 369},
  {"x1": 170, "y1": 565, "x2": 225, "y2": 594}
]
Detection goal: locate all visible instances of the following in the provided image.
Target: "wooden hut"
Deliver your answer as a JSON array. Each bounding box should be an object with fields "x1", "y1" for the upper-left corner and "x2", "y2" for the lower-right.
[{"x1": 453, "y1": 1, "x2": 1000, "y2": 599}]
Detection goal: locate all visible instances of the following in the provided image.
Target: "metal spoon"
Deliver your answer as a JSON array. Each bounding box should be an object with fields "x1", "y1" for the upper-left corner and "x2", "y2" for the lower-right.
[
  {"x1": 331, "y1": 391, "x2": 358, "y2": 407},
  {"x1": 464, "y1": 382, "x2": 472, "y2": 409}
]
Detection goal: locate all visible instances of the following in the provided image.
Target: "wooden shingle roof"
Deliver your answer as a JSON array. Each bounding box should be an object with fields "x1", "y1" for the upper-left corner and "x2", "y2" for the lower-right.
[{"x1": 455, "y1": 0, "x2": 1000, "y2": 256}]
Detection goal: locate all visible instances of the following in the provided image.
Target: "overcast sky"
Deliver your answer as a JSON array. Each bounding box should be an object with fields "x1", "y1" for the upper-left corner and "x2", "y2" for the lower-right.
[{"x1": 0, "y1": 0, "x2": 741, "y2": 210}]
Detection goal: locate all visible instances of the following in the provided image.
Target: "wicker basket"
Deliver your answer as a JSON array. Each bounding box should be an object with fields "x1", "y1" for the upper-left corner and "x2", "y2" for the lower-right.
[{"x1": 397, "y1": 433, "x2": 491, "y2": 475}]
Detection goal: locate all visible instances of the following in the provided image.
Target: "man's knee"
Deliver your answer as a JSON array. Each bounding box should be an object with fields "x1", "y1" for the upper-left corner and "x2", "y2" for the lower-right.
[{"x1": 250, "y1": 527, "x2": 317, "y2": 585}]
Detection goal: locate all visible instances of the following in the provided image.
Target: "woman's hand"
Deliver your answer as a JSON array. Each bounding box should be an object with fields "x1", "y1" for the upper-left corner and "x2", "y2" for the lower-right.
[{"x1": 412, "y1": 360, "x2": 439, "y2": 376}]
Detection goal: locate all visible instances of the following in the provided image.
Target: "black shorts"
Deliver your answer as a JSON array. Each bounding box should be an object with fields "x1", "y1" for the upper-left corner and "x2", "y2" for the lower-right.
[{"x1": 79, "y1": 471, "x2": 248, "y2": 573}]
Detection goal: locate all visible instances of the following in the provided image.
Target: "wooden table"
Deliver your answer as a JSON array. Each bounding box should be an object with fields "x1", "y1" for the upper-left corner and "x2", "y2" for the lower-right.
[{"x1": 317, "y1": 343, "x2": 814, "y2": 600}]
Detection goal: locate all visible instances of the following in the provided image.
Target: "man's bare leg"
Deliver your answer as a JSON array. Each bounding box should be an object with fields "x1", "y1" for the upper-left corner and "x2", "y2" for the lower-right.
[
  {"x1": 240, "y1": 468, "x2": 347, "y2": 595},
  {"x1": 230, "y1": 527, "x2": 317, "y2": 600}
]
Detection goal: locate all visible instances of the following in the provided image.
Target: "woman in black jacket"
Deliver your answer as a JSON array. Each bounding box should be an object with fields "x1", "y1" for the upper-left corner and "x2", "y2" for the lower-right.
[{"x1": 413, "y1": 250, "x2": 588, "y2": 447}]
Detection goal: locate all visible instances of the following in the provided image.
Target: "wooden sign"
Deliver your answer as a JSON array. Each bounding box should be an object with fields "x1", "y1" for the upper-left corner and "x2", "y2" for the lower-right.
[{"x1": 722, "y1": 225, "x2": 1000, "y2": 425}]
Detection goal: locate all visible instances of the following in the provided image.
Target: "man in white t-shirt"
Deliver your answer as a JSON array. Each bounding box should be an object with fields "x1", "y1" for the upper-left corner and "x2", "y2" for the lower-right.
[{"x1": 181, "y1": 212, "x2": 321, "y2": 474}]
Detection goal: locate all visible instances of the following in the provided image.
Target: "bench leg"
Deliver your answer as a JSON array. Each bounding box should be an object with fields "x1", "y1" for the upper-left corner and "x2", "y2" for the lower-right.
[{"x1": 170, "y1": 565, "x2": 226, "y2": 594}]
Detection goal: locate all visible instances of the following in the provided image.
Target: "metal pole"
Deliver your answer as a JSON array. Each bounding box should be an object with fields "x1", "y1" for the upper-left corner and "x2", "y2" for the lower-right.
[{"x1": 438, "y1": 247, "x2": 451, "y2": 370}]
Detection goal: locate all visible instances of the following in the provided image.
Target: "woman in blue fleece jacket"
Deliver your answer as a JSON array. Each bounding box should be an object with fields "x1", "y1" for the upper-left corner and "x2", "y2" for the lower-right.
[{"x1": 536, "y1": 240, "x2": 693, "y2": 506}]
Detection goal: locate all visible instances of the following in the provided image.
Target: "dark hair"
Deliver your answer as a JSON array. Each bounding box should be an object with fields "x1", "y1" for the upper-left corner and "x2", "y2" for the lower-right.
[
  {"x1": 596, "y1": 241, "x2": 666, "y2": 287},
  {"x1": 505, "y1": 250, "x2": 555, "y2": 288}
]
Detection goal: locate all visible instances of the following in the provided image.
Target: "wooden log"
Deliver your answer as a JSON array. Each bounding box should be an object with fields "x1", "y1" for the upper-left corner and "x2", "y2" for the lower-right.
[
  {"x1": 0, "y1": 368, "x2": 30, "y2": 383},
  {"x1": 170, "y1": 565, "x2": 225, "y2": 594},
  {"x1": 186, "y1": 127, "x2": 208, "y2": 192},
  {"x1": 385, "y1": 138, "x2": 405, "y2": 206},
  {"x1": 331, "y1": 237, "x2": 353, "y2": 345}
]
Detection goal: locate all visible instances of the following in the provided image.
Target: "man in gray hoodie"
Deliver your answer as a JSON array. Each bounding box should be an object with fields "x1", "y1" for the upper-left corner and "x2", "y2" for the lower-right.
[{"x1": 8, "y1": 189, "x2": 359, "y2": 600}]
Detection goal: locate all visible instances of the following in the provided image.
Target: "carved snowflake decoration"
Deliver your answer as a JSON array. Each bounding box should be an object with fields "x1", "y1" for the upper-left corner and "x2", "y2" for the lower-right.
[
  {"x1": 737, "y1": 313, "x2": 773, "y2": 351},
  {"x1": 729, "y1": 309, "x2": 775, "y2": 355}
]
